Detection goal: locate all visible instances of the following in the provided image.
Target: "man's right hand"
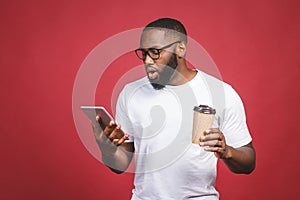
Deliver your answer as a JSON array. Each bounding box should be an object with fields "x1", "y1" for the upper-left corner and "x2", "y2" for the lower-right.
[
  {"x1": 92, "y1": 115, "x2": 129, "y2": 147},
  {"x1": 92, "y1": 115, "x2": 134, "y2": 174}
]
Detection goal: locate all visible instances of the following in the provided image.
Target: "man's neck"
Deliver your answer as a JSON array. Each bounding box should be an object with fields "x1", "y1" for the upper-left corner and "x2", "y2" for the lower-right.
[{"x1": 168, "y1": 63, "x2": 197, "y2": 86}]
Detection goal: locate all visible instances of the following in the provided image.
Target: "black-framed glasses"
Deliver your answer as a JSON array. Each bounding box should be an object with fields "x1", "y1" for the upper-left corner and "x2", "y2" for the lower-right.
[{"x1": 134, "y1": 41, "x2": 181, "y2": 61}]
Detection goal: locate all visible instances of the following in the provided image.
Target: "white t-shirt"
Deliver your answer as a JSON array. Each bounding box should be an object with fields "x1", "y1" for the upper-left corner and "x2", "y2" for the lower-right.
[{"x1": 116, "y1": 71, "x2": 252, "y2": 200}]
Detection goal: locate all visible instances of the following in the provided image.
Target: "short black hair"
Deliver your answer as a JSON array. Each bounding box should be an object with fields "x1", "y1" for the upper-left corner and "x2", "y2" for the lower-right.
[{"x1": 143, "y1": 18, "x2": 187, "y2": 42}]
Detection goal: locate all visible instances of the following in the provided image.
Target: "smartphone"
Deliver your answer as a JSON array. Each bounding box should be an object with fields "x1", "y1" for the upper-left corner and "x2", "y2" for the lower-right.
[{"x1": 80, "y1": 106, "x2": 114, "y2": 126}]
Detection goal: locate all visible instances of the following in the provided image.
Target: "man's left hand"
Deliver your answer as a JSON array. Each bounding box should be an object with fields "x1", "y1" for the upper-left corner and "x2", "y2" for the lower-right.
[{"x1": 199, "y1": 128, "x2": 232, "y2": 159}]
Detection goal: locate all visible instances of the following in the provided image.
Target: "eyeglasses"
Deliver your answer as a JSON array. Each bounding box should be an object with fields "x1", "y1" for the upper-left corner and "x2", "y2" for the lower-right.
[{"x1": 134, "y1": 41, "x2": 181, "y2": 61}]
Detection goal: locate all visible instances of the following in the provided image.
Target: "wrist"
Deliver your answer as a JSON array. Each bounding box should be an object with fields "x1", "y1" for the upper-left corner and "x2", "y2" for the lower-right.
[
  {"x1": 96, "y1": 139, "x2": 117, "y2": 154},
  {"x1": 222, "y1": 145, "x2": 233, "y2": 160}
]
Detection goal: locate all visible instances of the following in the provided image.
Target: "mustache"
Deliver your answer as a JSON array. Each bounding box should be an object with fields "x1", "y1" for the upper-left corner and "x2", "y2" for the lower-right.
[
  {"x1": 148, "y1": 53, "x2": 178, "y2": 90},
  {"x1": 145, "y1": 65, "x2": 158, "y2": 73}
]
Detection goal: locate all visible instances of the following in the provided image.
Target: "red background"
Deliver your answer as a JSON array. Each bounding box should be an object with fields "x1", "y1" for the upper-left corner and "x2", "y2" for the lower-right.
[{"x1": 1, "y1": 0, "x2": 300, "y2": 199}]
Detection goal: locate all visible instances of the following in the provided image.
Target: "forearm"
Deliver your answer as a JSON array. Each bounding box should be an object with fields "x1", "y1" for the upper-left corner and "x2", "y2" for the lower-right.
[
  {"x1": 100, "y1": 144, "x2": 133, "y2": 173},
  {"x1": 222, "y1": 143, "x2": 256, "y2": 174},
  {"x1": 92, "y1": 120, "x2": 134, "y2": 174},
  {"x1": 97, "y1": 141, "x2": 134, "y2": 174}
]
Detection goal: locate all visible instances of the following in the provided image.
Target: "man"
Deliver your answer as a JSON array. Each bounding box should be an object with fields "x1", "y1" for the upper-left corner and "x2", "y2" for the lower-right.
[{"x1": 93, "y1": 18, "x2": 256, "y2": 199}]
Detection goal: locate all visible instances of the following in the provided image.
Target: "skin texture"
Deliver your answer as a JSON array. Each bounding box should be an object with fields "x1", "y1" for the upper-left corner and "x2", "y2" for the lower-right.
[
  {"x1": 93, "y1": 117, "x2": 133, "y2": 174},
  {"x1": 93, "y1": 28, "x2": 256, "y2": 174},
  {"x1": 200, "y1": 128, "x2": 256, "y2": 174}
]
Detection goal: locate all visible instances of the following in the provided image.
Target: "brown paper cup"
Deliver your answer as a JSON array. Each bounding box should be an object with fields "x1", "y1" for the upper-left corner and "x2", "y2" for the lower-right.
[{"x1": 192, "y1": 105, "x2": 216, "y2": 144}]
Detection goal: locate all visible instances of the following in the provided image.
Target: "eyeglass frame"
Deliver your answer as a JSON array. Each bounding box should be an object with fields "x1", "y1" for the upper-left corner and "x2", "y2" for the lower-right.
[{"x1": 134, "y1": 41, "x2": 181, "y2": 61}]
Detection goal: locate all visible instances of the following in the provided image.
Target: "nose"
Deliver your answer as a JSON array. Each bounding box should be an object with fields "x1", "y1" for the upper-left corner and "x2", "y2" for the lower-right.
[{"x1": 144, "y1": 53, "x2": 154, "y2": 65}]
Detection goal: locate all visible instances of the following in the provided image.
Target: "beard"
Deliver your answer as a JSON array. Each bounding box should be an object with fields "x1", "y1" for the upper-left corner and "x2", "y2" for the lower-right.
[{"x1": 149, "y1": 53, "x2": 178, "y2": 90}]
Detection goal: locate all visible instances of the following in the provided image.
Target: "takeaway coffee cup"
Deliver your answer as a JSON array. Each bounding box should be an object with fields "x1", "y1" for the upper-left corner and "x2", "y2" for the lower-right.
[{"x1": 192, "y1": 105, "x2": 216, "y2": 144}]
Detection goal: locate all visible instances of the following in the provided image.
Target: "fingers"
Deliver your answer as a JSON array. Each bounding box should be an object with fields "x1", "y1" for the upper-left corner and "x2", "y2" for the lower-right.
[
  {"x1": 199, "y1": 128, "x2": 229, "y2": 158},
  {"x1": 200, "y1": 129, "x2": 223, "y2": 143},
  {"x1": 112, "y1": 134, "x2": 130, "y2": 146},
  {"x1": 201, "y1": 132, "x2": 224, "y2": 142},
  {"x1": 96, "y1": 115, "x2": 107, "y2": 130},
  {"x1": 93, "y1": 116, "x2": 129, "y2": 146},
  {"x1": 92, "y1": 115, "x2": 107, "y2": 134},
  {"x1": 103, "y1": 121, "x2": 117, "y2": 138},
  {"x1": 204, "y1": 128, "x2": 221, "y2": 136},
  {"x1": 201, "y1": 139, "x2": 223, "y2": 148}
]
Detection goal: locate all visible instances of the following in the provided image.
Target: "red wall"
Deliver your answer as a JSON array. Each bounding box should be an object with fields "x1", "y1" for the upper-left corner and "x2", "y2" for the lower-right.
[{"x1": 1, "y1": 0, "x2": 300, "y2": 199}]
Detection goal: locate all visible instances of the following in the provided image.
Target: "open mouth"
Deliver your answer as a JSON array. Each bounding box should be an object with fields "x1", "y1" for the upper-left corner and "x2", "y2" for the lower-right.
[{"x1": 146, "y1": 67, "x2": 159, "y2": 80}]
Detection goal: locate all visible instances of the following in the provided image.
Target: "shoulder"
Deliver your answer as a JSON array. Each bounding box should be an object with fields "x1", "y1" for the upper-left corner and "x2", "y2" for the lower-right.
[
  {"x1": 196, "y1": 71, "x2": 243, "y2": 109},
  {"x1": 197, "y1": 70, "x2": 233, "y2": 91}
]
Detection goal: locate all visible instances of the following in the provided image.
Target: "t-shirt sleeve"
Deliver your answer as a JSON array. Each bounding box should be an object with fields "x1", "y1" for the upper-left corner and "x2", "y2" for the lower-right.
[
  {"x1": 115, "y1": 86, "x2": 134, "y2": 142},
  {"x1": 219, "y1": 86, "x2": 252, "y2": 148}
]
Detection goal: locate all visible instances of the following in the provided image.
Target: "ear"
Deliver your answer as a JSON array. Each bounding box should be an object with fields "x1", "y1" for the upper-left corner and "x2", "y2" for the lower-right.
[{"x1": 176, "y1": 41, "x2": 187, "y2": 58}]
